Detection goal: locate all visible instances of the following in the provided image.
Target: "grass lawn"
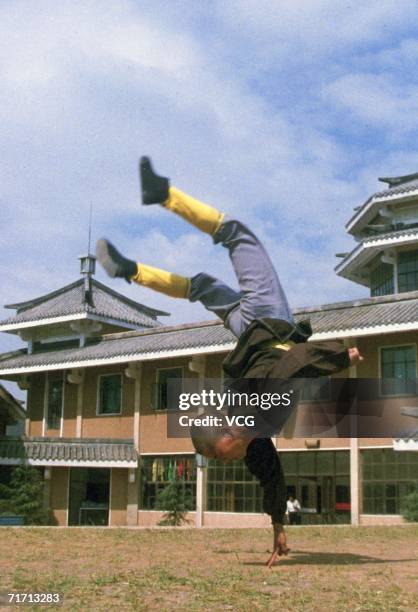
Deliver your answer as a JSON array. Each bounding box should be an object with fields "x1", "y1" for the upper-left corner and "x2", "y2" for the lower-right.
[{"x1": 0, "y1": 526, "x2": 417, "y2": 611}]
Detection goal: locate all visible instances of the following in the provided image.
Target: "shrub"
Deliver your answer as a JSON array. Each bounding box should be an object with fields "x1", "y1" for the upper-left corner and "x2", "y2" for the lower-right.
[
  {"x1": 401, "y1": 489, "x2": 418, "y2": 522},
  {"x1": 155, "y1": 478, "x2": 193, "y2": 526},
  {"x1": 0, "y1": 465, "x2": 50, "y2": 525}
]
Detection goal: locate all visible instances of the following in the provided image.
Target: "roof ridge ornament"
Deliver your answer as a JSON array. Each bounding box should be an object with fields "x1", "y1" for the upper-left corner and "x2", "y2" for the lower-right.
[
  {"x1": 79, "y1": 202, "x2": 96, "y2": 307},
  {"x1": 378, "y1": 171, "x2": 418, "y2": 187}
]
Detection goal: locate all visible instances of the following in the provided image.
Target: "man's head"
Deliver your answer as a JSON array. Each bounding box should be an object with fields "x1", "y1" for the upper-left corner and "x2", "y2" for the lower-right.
[{"x1": 190, "y1": 423, "x2": 251, "y2": 461}]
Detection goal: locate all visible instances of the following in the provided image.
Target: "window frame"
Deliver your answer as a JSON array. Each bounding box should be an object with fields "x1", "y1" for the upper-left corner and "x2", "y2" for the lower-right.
[
  {"x1": 96, "y1": 372, "x2": 123, "y2": 416},
  {"x1": 45, "y1": 375, "x2": 65, "y2": 432},
  {"x1": 370, "y1": 260, "x2": 395, "y2": 297},
  {"x1": 361, "y1": 448, "x2": 418, "y2": 514},
  {"x1": 140, "y1": 454, "x2": 197, "y2": 510},
  {"x1": 299, "y1": 377, "x2": 331, "y2": 404},
  {"x1": 397, "y1": 248, "x2": 418, "y2": 293},
  {"x1": 153, "y1": 366, "x2": 184, "y2": 412},
  {"x1": 378, "y1": 343, "x2": 417, "y2": 398}
]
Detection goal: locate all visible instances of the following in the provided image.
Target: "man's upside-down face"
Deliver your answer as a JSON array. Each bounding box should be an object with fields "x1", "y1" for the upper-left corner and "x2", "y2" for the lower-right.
[{"x1": 205, "y1": 431, "x2": 250, "y2": 462}]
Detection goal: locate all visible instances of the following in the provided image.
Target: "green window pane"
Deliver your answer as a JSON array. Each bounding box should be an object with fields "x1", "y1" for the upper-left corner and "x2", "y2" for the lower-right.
[
  {"x1": 99, "y1": 374, "x2": 122, "y2": 414},
  {"x1": 371, "y1": 262, "x2": 394, "y2": 297},
  {"x1": 398, "y1": 250, "x2": 418, "y2": 292},
  {"x1": 280, "y1": 452, "x2": 297, "y2": 475},
  {"x1": 155, "y1": 368, "x2": 183, "y2": 411},
  {"x1": 299, "y1": 452, "x2": 316, "y2": 475},
  {"x1": 317, "y1": 452, "x2": 334, "y2": 474},
  {"x1": 335, "y1": 451, "x2": 350, "y2": 474},
  {"x1": 47, "y1": 379, "x2": 63, "y2": 429},
  {"x1": 385, "y1": 483, "x2": 396, "y2": 498},
  {"x1": 380, "y1": 346, "x2": 417, "y2": 396}
]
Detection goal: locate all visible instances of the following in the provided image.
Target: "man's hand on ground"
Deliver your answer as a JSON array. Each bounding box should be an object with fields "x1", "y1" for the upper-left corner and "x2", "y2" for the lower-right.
[
  {"x1": 348, "y1": 347, "x2": 363, "y2": 365},
  {"x1": 266, "y1": 523, "x2": 290, "y2": 568}
]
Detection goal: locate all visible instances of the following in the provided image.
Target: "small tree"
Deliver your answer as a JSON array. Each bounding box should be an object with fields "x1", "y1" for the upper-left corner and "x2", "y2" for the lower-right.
[
  {"x1": 402, "y1": 489, "x2": 418, "y2": 522},
  {"x1": 156, "y1": 477, "x2": 193, "y2": 526},
  {"x1": 0, "y1": 465, "x2": 50, "y2": 525}
]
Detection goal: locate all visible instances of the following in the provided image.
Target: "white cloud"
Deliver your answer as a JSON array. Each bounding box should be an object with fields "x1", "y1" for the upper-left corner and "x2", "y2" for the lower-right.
[
  {"x1": 323, "y1": 72, "x2": 418, "y2": 130},
  {"x1": 0, "y1": 0, "x2": 416, "y2": 364},
  {"x1": 216, "y1": 0, "x2": 417, "y2": 57}
]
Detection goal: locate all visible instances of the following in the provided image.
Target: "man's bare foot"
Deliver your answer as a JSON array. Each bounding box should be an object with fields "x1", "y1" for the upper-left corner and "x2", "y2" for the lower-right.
[{"x1": 348, "y1": 347, "x2": 363, "y2": 365}]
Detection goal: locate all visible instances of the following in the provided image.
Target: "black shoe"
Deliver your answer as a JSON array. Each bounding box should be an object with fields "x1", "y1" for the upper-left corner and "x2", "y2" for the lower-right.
[
  {"x1": 140, "y1": 156, "x2": 169, "y2": 205},
  {"x1": 95, "y1": 239, "x2": 137, "y2": 282}
]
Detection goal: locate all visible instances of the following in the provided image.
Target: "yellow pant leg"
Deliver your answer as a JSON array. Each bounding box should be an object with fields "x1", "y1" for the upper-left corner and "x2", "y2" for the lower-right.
[
  {"x1": 164, "y1": 186, "x2": 224, "y2": 236},
  {"x1": 130, "y1": 263, "x2": 190, "y2": 299}
]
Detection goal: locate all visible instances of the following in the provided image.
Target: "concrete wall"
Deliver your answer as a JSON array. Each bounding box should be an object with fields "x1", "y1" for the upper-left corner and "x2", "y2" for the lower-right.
[
  {"x1": 62, "y1": 380, "x2": 77, "y2": 437},
  {"x1": 360, "y1": 514, "x2": 406, "y2": 525},
  {"x1": 28, "y1": 374, "x2": 45, "y2": 437},
  {"x1": 137, "y1": 510, "x2": 408, "y2": 528},
  {"x1": 137, "y1": 510, "x2": 272, "y2": 527},
  {"x1": 110, "y1": 468, "x2": 128, "y2": 526},
  {"x1": 50, "y1": 467, "x2": 68, "y2": 526}
]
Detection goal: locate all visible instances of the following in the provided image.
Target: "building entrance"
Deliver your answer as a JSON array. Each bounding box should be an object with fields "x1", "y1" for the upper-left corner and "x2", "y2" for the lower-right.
[{"x1": 68, "y1": 468, "x2": 110, "y2": 526}]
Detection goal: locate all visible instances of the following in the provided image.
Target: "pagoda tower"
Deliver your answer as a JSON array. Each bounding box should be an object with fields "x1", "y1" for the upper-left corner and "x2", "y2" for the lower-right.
[{"x1": 335, "y1": 172, "x2": 418, "y2": 296}]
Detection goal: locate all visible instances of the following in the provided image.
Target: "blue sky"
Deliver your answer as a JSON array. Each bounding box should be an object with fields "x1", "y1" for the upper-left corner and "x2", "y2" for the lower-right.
[{"x1": 2, "y1": 0, "x2": 418, "y2": 370}]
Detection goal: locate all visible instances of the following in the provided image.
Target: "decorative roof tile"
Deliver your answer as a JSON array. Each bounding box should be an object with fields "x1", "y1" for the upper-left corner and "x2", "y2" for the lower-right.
[
  {"x1": 373, "y1": 180, "x2": 418, "y2": 199},
  {"x1": 293, "y1": 291, "x2": 418, "y2": 334},
  {"x1": 0, "y1": 437, "x2": 138, "y2": 465},
  {"x1": 362, "y1": 227, "x2": 418, "y2": 244},
  {"x1": 1, "y1": 279, "x2": 168, "y2": 330}
]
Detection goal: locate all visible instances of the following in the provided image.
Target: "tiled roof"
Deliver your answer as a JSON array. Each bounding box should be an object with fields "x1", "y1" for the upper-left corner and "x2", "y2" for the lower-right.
[
  {"x1": 293, "y1": 291, "x2": 418, "y2": 335},
  {"x1": 362, "y1": 227, "x2": 418, "y2": 244},
  {"x1": 395, "y1": 429, "x2": 418, "y2": 442},
  {"x1": 0, "y1": 321, "x2": 235, "y2": 372},
  {"x1": 0, "y1": 292, "x2": 418, "y2": 373},
  {"x1": 373, "y1": 179, "x2": 418, "y2": 199},
  {"x1": 346, "y1": 177, "x2": 418, "y2": 234},
  {"x1": 0, "y1": 437, "x2": 138, "y2": 465},
  {"x1": 335, "y1": 228, "x2": 418, "y2": 279},
  {"x1": 1, "y1": 279, "x2": 168, "y2": 330},
  {"x1": 393, "y1": 428, "x2": 418, "y2": 450}
]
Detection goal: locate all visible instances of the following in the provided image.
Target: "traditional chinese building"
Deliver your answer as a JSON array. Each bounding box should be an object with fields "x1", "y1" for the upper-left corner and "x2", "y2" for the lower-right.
[{"x1": 0, "y1": 172, "x2": 417, "y2": 527}]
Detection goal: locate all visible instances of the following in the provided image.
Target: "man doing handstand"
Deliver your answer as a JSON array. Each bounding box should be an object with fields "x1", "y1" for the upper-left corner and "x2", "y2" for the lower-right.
[{"x1": 96, "y1": 157, "x2": 362, "y2": 566}]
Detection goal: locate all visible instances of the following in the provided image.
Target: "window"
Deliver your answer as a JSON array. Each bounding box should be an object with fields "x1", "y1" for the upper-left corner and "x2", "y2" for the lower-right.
[
  {"x1": 398, "y1": 249, "x2": 418, "y2": 293},
  {"x1": 380, "y1": 346, "x2": 417, "y2": 396},
  {"x1": 370, "y1": 262, "x2": 394, "y2": 297},
  {"x1": 141, "y1": 455, "x2": 196, "y2": 509},
  {"x1": 207, "y1": 458, "x2": 263, "y2": 513},
  {"x1": 280, "y1": 450, "x2": 350, "y2": 524},
  {"x1": 97, "y1": 374, "x2": 122, "y2": 415},
  {"x1": 362, "y1": 449, "x2": 418, "y2": 514},
  {"x1": 153, "y1": 367, "x2": 183, "y2": 411},
  {"x1": 300, "y1": 378, "x2": 331, "y2": 402},
  {"x1": 47, "y1": 378, "x2": 63, "y2": 430}
]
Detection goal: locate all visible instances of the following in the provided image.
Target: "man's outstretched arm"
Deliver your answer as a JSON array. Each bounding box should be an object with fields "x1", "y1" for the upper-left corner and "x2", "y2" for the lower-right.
[
  {"x1": 275, "y1": 340, "x2": 363, "y2": 379},
  {"x1": 244, "y1": 437, "x2": 289, "y2": 567}
]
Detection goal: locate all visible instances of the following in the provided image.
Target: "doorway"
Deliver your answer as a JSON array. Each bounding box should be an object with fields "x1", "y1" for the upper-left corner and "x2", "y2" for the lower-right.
[{"x1": 68, "y1": 468, "x2": 110, "y2": 526}]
